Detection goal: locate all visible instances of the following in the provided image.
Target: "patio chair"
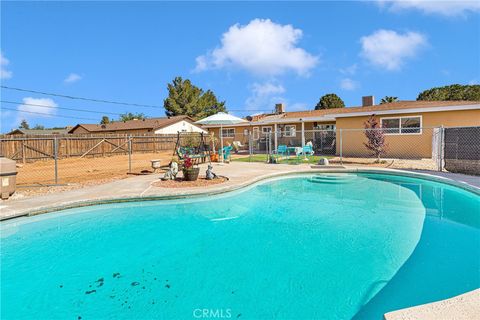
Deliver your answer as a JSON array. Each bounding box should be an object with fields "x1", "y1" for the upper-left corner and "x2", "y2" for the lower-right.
[
  {"x1": 232, "y1": 141, "x2": 244, "y2": 153},
  {"x1": 322, "y1": 139, "x2": 336, "y2": 154},
  {"x1": 219, "y1": 145, "x2": 233, "y2": 162},
  {"x1": 299, "y1": 145, "x2": 314, "y2": 161},
  {"x1": 275, "y1": 144, "x2": 289, "y2": 160}
]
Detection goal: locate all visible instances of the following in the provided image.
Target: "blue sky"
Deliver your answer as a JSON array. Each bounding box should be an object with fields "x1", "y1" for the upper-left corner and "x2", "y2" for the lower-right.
[{"x1": 1, "y1": 1, "x2": 479, "y2": 131}]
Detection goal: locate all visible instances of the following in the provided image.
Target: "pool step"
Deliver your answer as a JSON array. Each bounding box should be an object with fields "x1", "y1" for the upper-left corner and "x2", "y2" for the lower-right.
[{"x1": 308, "y1": 174, "x2": 358, "y2": 184}]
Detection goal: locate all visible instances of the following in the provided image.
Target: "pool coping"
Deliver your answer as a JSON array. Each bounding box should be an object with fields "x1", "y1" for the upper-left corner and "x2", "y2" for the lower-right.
[
  {"x1": 384, "y1": 288, "x2": 480, "y2": 320},
  {"x1": 2, "y1": 165, "x2": 479, "y2": 319},
  {"x1": 1, "y1": 166, "x2": 479, "y2": 221}
]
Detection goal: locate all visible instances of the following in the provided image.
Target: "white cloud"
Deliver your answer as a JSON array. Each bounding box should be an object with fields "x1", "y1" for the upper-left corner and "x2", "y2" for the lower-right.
[
  {"x1": 340, "y1": 64, "x2": 358, "y2": 75},
  {"x1": 340, "y1": 78, "x2": 359, "y2": 91},
  {"x1": 17, "y1": 98, "x2": 58, "y2": 123},
  {"x1": 245, "y1": 82, "x2": 286, "y2": 111},
  {"x1": 1, "y1": 52, "x2": 13, "y2": 79},
  {"x1": 375, "y1": 0, "x2": 480, "y2": 17},
  {"x1": 360, "y1": 29, "x2": 427, "y2": 71},
  {"x1": 64, "y1": 73, "x2": 82, "y2": 84},
  {"x1": 194, "y1": 19, "x2": 319, "y2": 76}
]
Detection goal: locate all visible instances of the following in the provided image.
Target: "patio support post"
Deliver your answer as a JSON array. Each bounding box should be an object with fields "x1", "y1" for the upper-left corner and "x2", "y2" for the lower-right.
[
  {"x1": 220, "y1": 125, "x2": 224, "y2": 163},
  {"x1": 301, "y1": 121, "x2": 305, "y2": 147},
  {"x1": 274, "y1": 123, "x2": 278, "y2": 152}
]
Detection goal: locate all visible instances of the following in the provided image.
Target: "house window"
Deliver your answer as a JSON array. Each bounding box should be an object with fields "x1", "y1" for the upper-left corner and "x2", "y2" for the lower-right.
[
  {"x1": 252, "y1": 127, "x2": 260, "y2": 140},
  {"x1": 221, "y1": 128, "x2": 235, "y2": 137},
  {"x1": 262, "y1": 126, "x2": 272, "y2": 134},
  {"x1": 284, "y1": 125, "x2": 296, "y2": 137},
  {"x1": 316, "y1": 124, "x2": 336, "y2": 130},
  {"x1": 381, "y1": 116, "x2": 422, "y2": 135}
]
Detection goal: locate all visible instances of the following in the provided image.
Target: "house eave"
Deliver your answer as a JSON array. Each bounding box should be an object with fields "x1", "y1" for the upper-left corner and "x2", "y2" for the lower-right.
[{"x1": 330, "y1": 104, "x2": 480, "y2": 118}]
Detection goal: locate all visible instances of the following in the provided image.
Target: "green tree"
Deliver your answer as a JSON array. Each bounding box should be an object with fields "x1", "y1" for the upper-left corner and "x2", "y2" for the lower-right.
[
  {"x1": 100, "y1": 116, "x2": 110, "y2": 124},
  {"x1": 315, "y1": 94, "x2": 345, "y2": 110},
  {"x1": 417, "y1": 84, "x2": 480, "y2": 101},
  {"x1": 164, "y1": 77, "x2": 226, "y2": 120},
  {"x1": 119, "y1": 112, "x2": 145, "y2": 122},
  {"x1": 380, "y1": 96, "x2": 398, "y2": 104},
  {"x1": 19, "y1": 119, "x2": 30, "y2": 129},
  {"x1": 32, "y1": 124, "x2": 45, "y2": 130}
]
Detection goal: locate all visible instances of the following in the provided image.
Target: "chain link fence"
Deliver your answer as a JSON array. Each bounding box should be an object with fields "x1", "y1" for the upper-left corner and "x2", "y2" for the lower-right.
[
  {"x1": 232, "y1": 126, "x2": 479, "y2": 174},
  {"x1": 1, "y1": 126, "x2": 479, "y2": 187}
]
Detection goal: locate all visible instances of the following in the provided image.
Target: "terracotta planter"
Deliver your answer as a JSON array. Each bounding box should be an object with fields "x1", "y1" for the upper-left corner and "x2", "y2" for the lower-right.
[
  {"x1": 210, "y1": 154, "x2": 219, "y2": 162},
  {"x1": 183, "y1": 167, "x2": 200, "y2": 181}
]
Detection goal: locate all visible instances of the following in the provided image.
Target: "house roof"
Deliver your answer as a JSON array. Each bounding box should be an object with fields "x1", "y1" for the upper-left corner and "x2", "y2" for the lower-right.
[
  {"x1": 68, "y1": 116, "x2": 194, "y2": 133},
  {"x1": 7, "y1": 128, "x2": 70, "y2": 135},
  {"x1": 198, "y1": 100, "x2": 480, "y2": 128},
  {"x1": 250, "y1": 100, "x2": 479, "y2": 122}
]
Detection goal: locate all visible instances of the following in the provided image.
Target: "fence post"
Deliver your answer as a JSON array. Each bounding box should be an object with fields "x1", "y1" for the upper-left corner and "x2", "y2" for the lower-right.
[
  {"x1": 249, "y1": 132, "x2": 252, "y2": 162},
  {"x1": 274, "y1": 123, "x2": 278, "y2": 152},
  {"x1": 22, "y1": 141, "x2": 26, "y2": 164},
  {"x1": 439, "y1": 126, "x2": 445, "y2": 172},
  {"x1": 339, "y1": 129, "x2": 343, "y2": 165},
  {"x1": 54, "y1": 137, "x2": 59, "y2": 184},
  {"x1": 128, "y1": 135, "x2": 132, "y2": 173}
]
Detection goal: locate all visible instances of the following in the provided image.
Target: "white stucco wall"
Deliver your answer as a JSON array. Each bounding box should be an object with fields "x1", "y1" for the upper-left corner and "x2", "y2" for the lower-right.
[{"x1": 154, "y1": 120, "x2": 207, "y2": 134}]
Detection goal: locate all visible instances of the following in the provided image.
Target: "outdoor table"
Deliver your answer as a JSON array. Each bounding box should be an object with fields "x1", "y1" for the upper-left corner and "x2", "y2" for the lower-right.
[{"x1": 287, "y1": 146, "x2": 303, "y2": 156}]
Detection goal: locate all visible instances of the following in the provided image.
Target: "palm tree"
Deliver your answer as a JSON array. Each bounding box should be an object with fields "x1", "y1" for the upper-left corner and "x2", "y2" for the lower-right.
[{"x1": 380, "y1": 96, "x2": 399, "y2": 104}]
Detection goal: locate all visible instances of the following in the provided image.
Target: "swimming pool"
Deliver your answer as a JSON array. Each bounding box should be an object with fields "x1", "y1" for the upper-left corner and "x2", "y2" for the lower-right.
[{"x1": 1, "y1": 173, "x2": 479, "y2": 319}]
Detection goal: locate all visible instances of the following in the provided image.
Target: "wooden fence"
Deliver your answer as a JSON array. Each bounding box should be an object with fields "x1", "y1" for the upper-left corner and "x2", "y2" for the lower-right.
[{"x1": 0, "y1": 134, "x2": 180, "y2": 163}]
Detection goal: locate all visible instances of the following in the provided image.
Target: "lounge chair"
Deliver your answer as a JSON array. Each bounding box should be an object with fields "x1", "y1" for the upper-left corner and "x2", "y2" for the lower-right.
[{"x1": 232, "y1": 141, "x2": 245, "y2": 153}]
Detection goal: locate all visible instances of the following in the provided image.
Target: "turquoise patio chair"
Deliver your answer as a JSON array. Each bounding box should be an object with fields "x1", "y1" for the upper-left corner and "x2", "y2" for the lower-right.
[
  {"x1": 300, "y1": 145, "x2": 314, "y2": 161},
  {"x1": 276, "y1": 145, "x2": 289, "y2": 160},
  {"x1": 219, "y1": 146, "x2": 233, "y2": 162}
]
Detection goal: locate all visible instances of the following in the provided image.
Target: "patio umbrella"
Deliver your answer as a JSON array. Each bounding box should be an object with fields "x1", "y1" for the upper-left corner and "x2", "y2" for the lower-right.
[{"x1": 196, "y1": 112, "x2": 247, "y2": 163}]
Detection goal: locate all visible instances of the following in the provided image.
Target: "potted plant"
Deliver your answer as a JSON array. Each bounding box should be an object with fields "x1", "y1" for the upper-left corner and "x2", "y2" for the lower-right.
[
  {"x1": 182, "y1": 154, "x2": 200, "y2": 181},
  {"x1": 209, "y1": 134, "x2": 219, "y2": 162}
]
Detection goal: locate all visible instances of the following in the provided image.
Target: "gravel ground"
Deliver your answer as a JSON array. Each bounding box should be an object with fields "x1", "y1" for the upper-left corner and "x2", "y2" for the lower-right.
[{"x1": 152, "y1": 176, "x2": 227, "y2": 188}]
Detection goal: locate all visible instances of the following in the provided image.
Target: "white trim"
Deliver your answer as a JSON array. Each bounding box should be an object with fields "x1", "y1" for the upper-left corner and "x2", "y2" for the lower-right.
[
  {"x1": 330, "y1": 104, "x2": 480, "y2": 118},
  {"x1": 201, "y1": 117, "x2": 335, "y2": 128},
  {"x1": 252, "y1": 127, "x2": 260, "y2": 140},
  {"x1": 380, "y1": 115, "x2": 423, "y2": 135}
]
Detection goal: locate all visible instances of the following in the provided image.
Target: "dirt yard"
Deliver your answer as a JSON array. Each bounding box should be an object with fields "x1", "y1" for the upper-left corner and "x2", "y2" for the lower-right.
[{"x1": 15, "y1": 151, "x2": 173, "y2": 187}]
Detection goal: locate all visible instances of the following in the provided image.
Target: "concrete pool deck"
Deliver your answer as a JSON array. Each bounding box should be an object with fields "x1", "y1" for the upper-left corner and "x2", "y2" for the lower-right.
[
  {"x1": 1, "y1": 162, "x2": 479, "y2": 319},
  {"x1": 1, "y1": 162, "x2": 479, "y2": 220}
]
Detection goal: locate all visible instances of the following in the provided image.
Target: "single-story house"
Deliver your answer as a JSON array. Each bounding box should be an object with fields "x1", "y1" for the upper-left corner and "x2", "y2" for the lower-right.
[
  {"x1": 6, "y1": 128, "x2": 71, "y2": 135},
  {"x1": 203, "y1": 97, "x2": 480, "y2": 159},
  {"x1": 68, "y1": 115, "x2": 206, "y2": 135}
]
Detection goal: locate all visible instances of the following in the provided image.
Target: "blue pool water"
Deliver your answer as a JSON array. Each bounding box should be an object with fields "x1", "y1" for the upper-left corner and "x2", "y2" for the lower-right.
[{"x1": 1, "y1": 173, "x2": 479, "y2": 319}]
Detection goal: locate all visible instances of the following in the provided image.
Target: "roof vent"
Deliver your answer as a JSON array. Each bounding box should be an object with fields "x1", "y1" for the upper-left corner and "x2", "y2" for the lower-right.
[
  {"x1": 362, "y1": 96, "x2": 375, "y2": 107},
  {"x1": 275, "y1": 103, "x2": 285, "y2": 114},
  {"x1": 246, "y1": 115, "x2": 253, "y2": 121}
]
